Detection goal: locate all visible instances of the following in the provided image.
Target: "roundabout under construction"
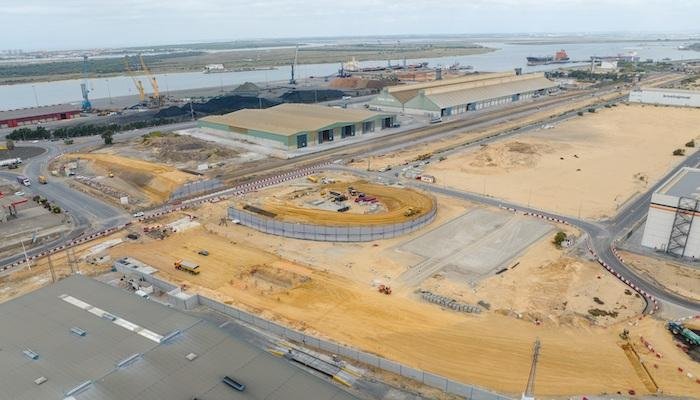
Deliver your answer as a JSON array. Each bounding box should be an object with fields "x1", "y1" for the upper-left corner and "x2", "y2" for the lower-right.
[{"x1": 229, "y1": 179, "x2": 437, "y2": 241}]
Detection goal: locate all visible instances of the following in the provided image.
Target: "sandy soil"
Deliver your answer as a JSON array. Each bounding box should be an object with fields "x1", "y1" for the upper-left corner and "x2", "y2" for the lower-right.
[
  {"x1": 619, "y1": 250, "x2": 700, "y2": 302},
  {"x1": 104, "y1": 224, "x2": 699, "y2": 397},
  {"x1": 67, "y1": 153, "x2": 198, "y2": 204},
  {"x1": 246, "y1": 180, "x2": 435, "y2": 226},
  {"x1": 350, "y1": 90, "x2": 627, "y2": 172},
  {"x1": 425, "y1": 105, "x2": 700, "y2": 219},
  {"x1": 422, "y1": 231, "x2": 645, "y2": 327}
]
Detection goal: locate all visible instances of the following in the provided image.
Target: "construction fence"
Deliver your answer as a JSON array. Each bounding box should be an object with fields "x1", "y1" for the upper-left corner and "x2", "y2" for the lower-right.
[
  {"x1": 114, "y1": 262, "x2": 511, "y2": 400},
  {"x1": 171, "y1": 178, "x2": 223, "y2": 201},
  {"x1": 227, "y1": 205, "x2": 437, "y2": 242}
]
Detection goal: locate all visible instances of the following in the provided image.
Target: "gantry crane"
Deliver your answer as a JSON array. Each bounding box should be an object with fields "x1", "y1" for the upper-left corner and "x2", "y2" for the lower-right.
[
  {"x1": 124, "y1": 56, "x2": 146, "y2": 104},
  {"x1": 139, "y1": 54, "x2": 162, "y2": 105}
]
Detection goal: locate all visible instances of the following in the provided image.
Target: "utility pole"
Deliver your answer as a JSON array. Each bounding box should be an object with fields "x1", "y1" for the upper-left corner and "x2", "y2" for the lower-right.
[
  {"x1": 47, "y1": 253, "x2": 56, "y2": 283},
  {"x1": 20, "y1": 239, "x2": 31, "y2": 271},
  {"x1": 522, "y1": 339, "x2": 541, "y2": 400}
]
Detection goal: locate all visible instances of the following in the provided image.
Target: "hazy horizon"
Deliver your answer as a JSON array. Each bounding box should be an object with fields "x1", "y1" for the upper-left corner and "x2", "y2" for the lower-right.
[{"x1": 3, "y1": 0, "x2": 700, "y2": 51}]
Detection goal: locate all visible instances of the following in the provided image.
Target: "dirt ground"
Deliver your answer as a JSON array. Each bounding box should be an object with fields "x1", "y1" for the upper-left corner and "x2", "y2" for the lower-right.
[
  {"x1": 245, "y1": 180, "x2": 435, "y2": 225},
  {"x1": 619, "y1": 250, "x2": 700, "y2": 302},
  {"x1": 66, "y1": 153, "x2": 198, "y2": 204},
  {"x1": 424, "y1": 104, "x2": 700, "y2": 220},
  {"x1": 103, "y1": 221, "x2": 699, "y2": 397},
  {"x1": 422, "y1": 232, "x2": 645, "y2": 326}
]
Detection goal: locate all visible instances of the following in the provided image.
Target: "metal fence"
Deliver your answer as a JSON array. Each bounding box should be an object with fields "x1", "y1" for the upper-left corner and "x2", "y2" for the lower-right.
[
  {"x1": 171, "y1": 178, "x2": 223, "y2": 201},
  {"x1": 228, "y1": 205, "x2": 437, "y2": 242},
  {"x1": 114, "y1": 263, "x2": 511, "y2": 400}
]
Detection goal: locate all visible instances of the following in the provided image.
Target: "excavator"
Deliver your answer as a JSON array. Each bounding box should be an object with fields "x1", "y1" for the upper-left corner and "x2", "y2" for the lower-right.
[{"x1": 124, "y1": 56, "x2": 146, "y2": 104}]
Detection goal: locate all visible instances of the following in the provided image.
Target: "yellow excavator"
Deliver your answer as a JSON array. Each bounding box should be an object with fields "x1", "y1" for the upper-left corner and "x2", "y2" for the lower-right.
[
  {"x1": 124, "y1": 56, "x2": 146, "y2": 104},
  {"x1": 139, "y1": 54, "x2": 162, "y2": 106}
]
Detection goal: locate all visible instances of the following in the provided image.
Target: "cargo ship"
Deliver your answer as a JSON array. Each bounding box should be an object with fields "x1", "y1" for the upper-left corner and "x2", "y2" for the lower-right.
[
  {"x1": 526, "y1": 49, "x2": 570, "y2": 66},
  {"x1": 590, "y1": 52, "x2": 640, "y2": 63}
]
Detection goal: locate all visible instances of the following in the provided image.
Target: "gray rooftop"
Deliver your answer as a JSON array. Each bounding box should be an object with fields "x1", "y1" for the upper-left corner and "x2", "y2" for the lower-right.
[
  {"x1": 0, "y1": 104, "x2": 81, "y2": 121},
  {"x1": 0, "y1": 275, "x2": 357, "y2": 400},
  {"x1": 657, "y1": 167, "x2": 700, "y2": 199}
]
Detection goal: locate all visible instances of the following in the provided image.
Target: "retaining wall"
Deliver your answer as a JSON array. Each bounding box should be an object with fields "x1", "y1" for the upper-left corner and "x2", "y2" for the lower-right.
[
  {"x1": 228, "y1": 204, "x2": 437, "y2": 242},
  {"x1": 115, "y1": 264, "x2": 510, "y2": 400}
]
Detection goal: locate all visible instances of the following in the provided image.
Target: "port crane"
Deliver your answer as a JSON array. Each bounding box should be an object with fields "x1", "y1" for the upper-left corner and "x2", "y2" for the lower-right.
[
  {"x1": 289, "y1": 46, "x2": 299, "y2": 85},
  {"x1": 139, "y1": 54, "x2": 162, "y2": 105},
  {"x1": 80, "y1": 55, "x2": 92, "y2": 111},
  {"x1": 124, "y1": 56, "x2": 146, "y2": 104}
]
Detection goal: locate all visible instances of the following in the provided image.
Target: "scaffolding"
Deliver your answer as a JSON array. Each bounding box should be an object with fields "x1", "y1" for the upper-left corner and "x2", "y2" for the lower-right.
[{"x1": 666, "y1": 196, "x2": 698, "y2": 257}]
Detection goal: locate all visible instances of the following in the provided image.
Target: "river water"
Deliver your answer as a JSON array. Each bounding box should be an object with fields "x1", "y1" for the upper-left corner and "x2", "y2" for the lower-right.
[{"x1": 0, "y1": 40, "x2": 695, "y2": 111}]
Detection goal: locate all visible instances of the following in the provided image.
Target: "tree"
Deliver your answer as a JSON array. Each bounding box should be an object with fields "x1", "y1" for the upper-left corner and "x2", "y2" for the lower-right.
[
  {"x1": 101, "y1": 130, "x2": 114, "y2": 145},
  {"x1": 553, "y1": 231, "x2": 567, "y2": 247},
  {"x1": 5, "y1": 139, "x2": 14, "y2": 150}
]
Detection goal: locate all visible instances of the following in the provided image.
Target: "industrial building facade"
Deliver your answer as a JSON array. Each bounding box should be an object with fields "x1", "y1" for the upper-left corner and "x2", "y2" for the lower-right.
[
  {"x1": 368, "y1": 72, "x2": 559, "y2": 116},
  {"x1": 0, "y1": 104, "x2": 81, "y2": 128},
  {"x1": 198, "y1": 103, "x2": 394, "y2": 150},
  {"x1": 642, "y1": 167, "x2": 700, "y2": 258},
  {"x1": 629, "y1": 87, "x2": 700, "y2": 108}
]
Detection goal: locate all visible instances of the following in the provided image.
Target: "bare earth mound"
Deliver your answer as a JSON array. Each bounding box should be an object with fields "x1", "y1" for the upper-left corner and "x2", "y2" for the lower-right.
[
  {"x1": 426, "y1": 105, "x2": 700, "y2": 219},
  {"x1": 69, "y1": 153, "x2": 197, "y2": 203}
]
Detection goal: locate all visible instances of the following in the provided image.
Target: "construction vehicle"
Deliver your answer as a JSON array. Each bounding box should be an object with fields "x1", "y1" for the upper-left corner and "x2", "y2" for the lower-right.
[
  {"x1": 668, "y1": 321, "x2": 700, "y2": 346},
  {"x1": 378, "y1": 284, "x2": 392, "y2": 295},
  {"x1": 307, "y1": 175, "x2": 319, "y2": 183},
  {"x1": 619, "y1": 329, "x2": 630, "y2": 341},
  {"x1": 38, "y1": 176, "x2": 47, "y2": 184},
  {"x1": 404, "y1": 207, "x2": 421, "y2": 217},
  {"x1": 139, "y1": 54, "x2": 162, "y2": 106},
  {"x1": 124, "y1": 56, "x2": 146, "y2": 104},
  {"x1": 174, "y1": 260, "x2": 200, "y2": 275}
]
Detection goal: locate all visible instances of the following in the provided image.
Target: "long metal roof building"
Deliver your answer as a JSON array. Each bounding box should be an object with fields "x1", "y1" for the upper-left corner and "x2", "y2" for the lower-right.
[
  {"x1": 0, "y1": 275, "x2": 358, "y2": 400},
  {"x1": 198, "y1": 103, "x2": 394, "y2": 150},
  {"x1": 369, "y1": 72, "x2": 559, "y2": 116}
]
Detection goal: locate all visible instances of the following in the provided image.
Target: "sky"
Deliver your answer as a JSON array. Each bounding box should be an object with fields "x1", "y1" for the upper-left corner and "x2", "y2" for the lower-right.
[{"x1": 2, "y1": 0, "x2": 699, "y2": 50}]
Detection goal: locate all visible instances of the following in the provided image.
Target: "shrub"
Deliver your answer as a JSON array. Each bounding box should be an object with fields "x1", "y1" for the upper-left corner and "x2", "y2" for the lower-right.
[
  {"x1": 673, "y1": 148, "x2": 686, "y2": 156},
  {"x1": 577, "y1": 111, "x2": 584, "y2": 116},
  {"x1": 588, "y1": 108, "x2": 596, "y2": 113},
  {"x1": 593, "y1": 297, "x2": 605, "y2": 305},
  {"x1": 553, "y1": 231, "x2": 567, "y2": 247},
  {"x1": 685, "y1": 140, "x2": 695, "y2": 148}
]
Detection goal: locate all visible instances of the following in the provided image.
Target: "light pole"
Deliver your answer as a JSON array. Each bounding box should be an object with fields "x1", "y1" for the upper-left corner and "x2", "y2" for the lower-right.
[{"x1": 105, "y1": 79, "x2": 113, "y2": 104}]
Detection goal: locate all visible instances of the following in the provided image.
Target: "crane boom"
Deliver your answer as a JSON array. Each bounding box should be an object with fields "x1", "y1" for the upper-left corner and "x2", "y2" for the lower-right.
[
  {"x1": 522, "y1": 339, "x2": 541, "y2": 400},
  {"x1": 139, "y1": 54, "x2": 160, "y2": 101},
  {"x1": 124, "y1": 56, "x2": 146, "y2": 103},
  {"x1": 80, "y1": 55, "x2": 92, "y2": 111}
]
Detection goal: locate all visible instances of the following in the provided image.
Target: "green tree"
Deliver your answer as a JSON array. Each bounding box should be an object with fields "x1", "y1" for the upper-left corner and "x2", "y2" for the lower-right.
[
  {"x1": 553, "y1": 231, "x2": 567, "y2": 247},
  {"x1": 101, "y1": 130, "x2": 114, "y2": 145}
]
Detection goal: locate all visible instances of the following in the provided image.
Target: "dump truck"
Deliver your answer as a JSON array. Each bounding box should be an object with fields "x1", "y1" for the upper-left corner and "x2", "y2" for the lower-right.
[
  {"x1": 38, "y1": 175, "x2": 47, "y2": 184},
  {"x1": 174, "y1": 260, "x2": 200, "y2": 275},
  {"x1": 668, "y1": 321, "x2": 700, "y2": 346}
]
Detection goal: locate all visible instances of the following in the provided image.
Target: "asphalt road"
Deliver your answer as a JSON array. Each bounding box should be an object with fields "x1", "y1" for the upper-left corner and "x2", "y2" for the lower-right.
[{"x1": 0, "y1": 121, "x2": 196, "y2": 267}]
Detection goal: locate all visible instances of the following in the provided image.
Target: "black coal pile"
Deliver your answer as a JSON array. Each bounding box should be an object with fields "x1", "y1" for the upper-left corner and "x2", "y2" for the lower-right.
[
  {"x1": 279, "y1": 89, "x2": 345, "y2": 103},
  {"x1": 155, "y1": 96, "x2": 279, "y2": 118}
]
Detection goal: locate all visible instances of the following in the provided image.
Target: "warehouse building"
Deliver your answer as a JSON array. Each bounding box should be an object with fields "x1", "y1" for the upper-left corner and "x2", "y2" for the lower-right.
[
  {"x1": 368, "y1": 71, "x2": 559, "y2": 116},
  {"x1": 642, "y1": 167, "x2": 700, "y2": 258},
  {"x1": 198, "y1": 103, "x2": 394, "y2": 150},
  {"x1": 629, "y1": 87, "x2": 700, "y2": 108},
  {"x1": 0, "y1": 104, "x2": 81, "y2": 128},
  {"x1": 0, "y1": 275, "x2": 357, "y2": 400}
]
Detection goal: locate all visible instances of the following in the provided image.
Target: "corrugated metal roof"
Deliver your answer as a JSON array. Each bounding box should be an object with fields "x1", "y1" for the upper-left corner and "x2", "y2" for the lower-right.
[
  {"x1": 0, "y1": 276, "x2": 358, "y2": 400},
  {"x1": 423, "y1": 76, "x2": 558, "y2": 109},
  {"x1": 385, "y1": 72, "x2": 514, "y2": 104},
  {"x1": 0, "y1": 104, "x2": 81, "y2": 121},
  {"x1": 201, "y1": 103, "x2": 386, "y2": 136}
]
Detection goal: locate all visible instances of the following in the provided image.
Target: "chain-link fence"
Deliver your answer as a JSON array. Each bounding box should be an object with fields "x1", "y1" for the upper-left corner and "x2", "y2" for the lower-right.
[
  {"x1": 228, "y1": 205, "x2": 437, "y2": 242},
  {"x1": 171, "y1": 178, "x2": 223, "y2": 201}
]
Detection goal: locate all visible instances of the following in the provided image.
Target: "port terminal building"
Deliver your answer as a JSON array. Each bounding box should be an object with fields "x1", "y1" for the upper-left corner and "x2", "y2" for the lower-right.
[
  {"x1": 198, "y1": 103, "x2": 394, "y2": 150},
  {"x1": 629, "y1": 87, "x2": 700, "y2": 108},
  {"x1": 642, "y1": 167, "x2": 700, "y2": 258},
  {"x1": 368, "y1": 71, "x2": 559, "y2": 117},
  {"x1": 0, "y1": 104, "x2": 81, "y2": 128}
]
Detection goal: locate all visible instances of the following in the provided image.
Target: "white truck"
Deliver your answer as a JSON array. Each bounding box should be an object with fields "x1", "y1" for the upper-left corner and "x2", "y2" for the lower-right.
[
  {"x1": 0, "y1": 157, "x2": 21, "y2": 167},
  {"x1": 16, "y1": 175, "x2": 31, "y2": 186}
]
